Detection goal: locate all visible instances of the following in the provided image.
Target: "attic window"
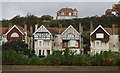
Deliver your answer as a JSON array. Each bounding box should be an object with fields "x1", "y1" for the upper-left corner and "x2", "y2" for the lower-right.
[
  {"x1": 11, "y1": 32, "x2": 19, "y2": 37},
  {"x1": 96, "y1": 33, "x2": 104, "y2": 38}
]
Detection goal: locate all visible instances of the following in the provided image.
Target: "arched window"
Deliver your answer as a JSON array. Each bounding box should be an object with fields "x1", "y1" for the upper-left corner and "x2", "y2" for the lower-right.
[
  {"x1": 11, "y1": 32, "x2": 19, "y2": 37},
  {"x1": 66, "y1": 33, "x2": 75, "y2": 39}
]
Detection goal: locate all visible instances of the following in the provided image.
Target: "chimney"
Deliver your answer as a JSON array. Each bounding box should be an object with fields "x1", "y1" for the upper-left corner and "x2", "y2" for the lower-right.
[
  {"x1": 8, "y1": 22, "x2": 12, "y2": 30},
  {"x1": 24, "y1": 24, "x2": 27, "y2": 43},
  {"x1": 90, "y1": 22, "x2": 93, "y2": 32},
  {"x1": 30, "y1": 25, "x2": 33, "y2": 35},
  {"x1": 30, "y1": 25, "x2": 33, "y2": 50},
  {"x1": 35, "y1": 24, "x2": 38, "y2": 31},
  {"x1": 79, "y1": 22, "x2": 83, "y2": 34},
  {"x1": 24, "y1": 24, "x2": 27, "y2": 31},
  {"x1": 59, "y1": 23, "x2": 62, "y2": 34},
  {"x1": 112, "y1": 24, "x2": 116, "y2": 35}
]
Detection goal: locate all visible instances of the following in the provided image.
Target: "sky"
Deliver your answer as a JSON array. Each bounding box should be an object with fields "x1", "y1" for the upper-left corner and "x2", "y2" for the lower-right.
[{"x1": 1, "y1": 2, "x2": 118, "y2": 20}]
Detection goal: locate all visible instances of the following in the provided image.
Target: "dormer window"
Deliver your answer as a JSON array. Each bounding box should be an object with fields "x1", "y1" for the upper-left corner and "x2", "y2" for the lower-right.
[{"x1": 96, "y1": 33, "x2": 104, "y2": 38}]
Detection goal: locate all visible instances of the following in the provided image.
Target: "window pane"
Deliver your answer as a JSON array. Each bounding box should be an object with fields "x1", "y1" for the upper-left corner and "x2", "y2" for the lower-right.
[{"x1": 96, "y1": 33, "x2": 104, "y2": 38}]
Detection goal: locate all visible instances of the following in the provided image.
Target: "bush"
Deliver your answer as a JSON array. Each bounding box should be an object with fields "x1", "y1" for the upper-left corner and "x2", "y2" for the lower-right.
[
  {"x1": 44, "y1": 51, "x2": 62, "y2": 65},
  {"x1": 29, "y1": 56, "x2": 42, "y2": 65},
  {"x1": 2, "y1": 40, "x2": 30, "y2": 55},
  {"x1": 2, "y1": 49, "x2": 30, "y2": 65},
  {"x1": 2, "y1": 48, "x2": 120, "y2": 66}
]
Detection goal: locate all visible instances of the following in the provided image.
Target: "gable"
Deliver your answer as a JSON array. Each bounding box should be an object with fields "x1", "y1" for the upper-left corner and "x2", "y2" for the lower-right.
[
  {"x1": 33, "y1": 25, "x2": 53, "y2": 40},
  {"x1": 61, "y1": 25, "x2": 80, "y2": 40},
  {"x1": 5, "y1": 25, "x2": 24, "y2": 35},
  {"x1": 33, "y1": 25, "x2": 52, "y2": 35},
  {"x1": 90, "y1": 25, "x2": 110, "y2": 36},
  {"x1": 91, "y1": 26, "x2": 110, "y2": 43},
  {"x1": 6, "y1": 27, "x2": 24, "y2": 41}
]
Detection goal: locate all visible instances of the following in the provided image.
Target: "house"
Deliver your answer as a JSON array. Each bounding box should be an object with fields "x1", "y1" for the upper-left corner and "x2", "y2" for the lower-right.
[
  {"x1": 0, "y1": 27, "x2": 8, "y2": 45},
  {"x1": 61, "y1": 25, "x2": 83, "y2": 54},
  {"x1": 90, "y1": 25, "x2": 120, "y2": 55},
  {"x1": 105, "y1": 2, "x2": 120, "y2": 16},
  {"x1": 5, "y1": 25, "x2": 25, "y2": 41},
  {"x1": 56, "y1": 7, "x2": 78, "y2": 19},
  {"x1": 105, "y1": 24, "x2": 120, "y2": 53},
  {"x1": 0, "y1": 24, "x2": 33, "y2": 50},
  {"x1": 33, "y1": 25, "x2": 53, "y2": 56}
]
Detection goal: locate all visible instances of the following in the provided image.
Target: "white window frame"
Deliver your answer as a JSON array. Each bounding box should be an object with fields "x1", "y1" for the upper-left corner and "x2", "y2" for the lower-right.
[
  {"x1": 95, "y1": 40, "x2": 101, "y2": 48},
  {"x1": 96, "y1": 33, "x2": 104, "y2": 38},
  {"x1": 39, "y1": 40, "x2": 43, "y2": 46}
]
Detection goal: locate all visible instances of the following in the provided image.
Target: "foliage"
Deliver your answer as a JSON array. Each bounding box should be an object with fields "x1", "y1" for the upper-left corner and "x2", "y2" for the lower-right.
[
  {"x1": 29, "y1": 56, "x2": 42, "y2": 65},
  {"x1": 41, "y1": 15, "x2": 53, "y2": 21},
  {"x1": 2, "y1": 15, "x2": 120, "y2": 31},
  {"x1": 2, "y1": 49, "x2": 30, "y2": 65},
  {"x1": 2, "y1": 48, "x2": 120, "y2": 66},
  {"x1": 2, "y1": 40, "x2": 29, "y2": 55}
]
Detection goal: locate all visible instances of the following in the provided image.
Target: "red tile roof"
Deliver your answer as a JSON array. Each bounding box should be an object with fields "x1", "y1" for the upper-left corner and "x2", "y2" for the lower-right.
[
  {"x1": 47, "y1": 27, "x2": 66, "y2": 34},
  {"x1": 58, "y1": 7, "x2": 78, "y2": 13},
  {"x1": 105, "y1": 27, "x2": 120, "y2": 35},
  {"x1": 0, "y1": 27, "x2": 8, "y2": 34}
]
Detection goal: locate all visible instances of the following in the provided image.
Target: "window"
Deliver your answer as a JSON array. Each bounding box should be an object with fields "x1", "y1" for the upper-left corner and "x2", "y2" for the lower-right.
[
  {"x1": 43, "y1": 41, "x2": 49, "y2": 46},
  {"x1": 11, "y1": 32, "x2": 19, "y2": 37},
  {"x1": 96, "y1": 33, "x2": 104, "y2": 38},
  {"x1": 69, "y1": 13, "x2": 72, "y2": 16},
  {"x1": 61, "y1": 12, "x2": 64, "y2": 15},
  {"x1": 67, "y1": 33, "x2": 75, "y2": 39},
  {"x1": 39, "y1": 41, "x2": 42, "y2": 46},
  {"x1": 47, "y1": 41, "x2": 49, "y2": 46},
  {"x1": 68, "y1": 40, "x2": 78, "y2": 47},
  {"x1": 95, "y1": 41, "x2": 101, "y2": 47},
  {"x1": 64, "y1": 42, "x2": 67, "y2": 47}
]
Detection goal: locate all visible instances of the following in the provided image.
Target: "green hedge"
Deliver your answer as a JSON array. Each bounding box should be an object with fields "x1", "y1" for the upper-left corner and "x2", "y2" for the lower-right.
[{"x1": 2, "y1": 49, "x2": 120, "y2": 66}]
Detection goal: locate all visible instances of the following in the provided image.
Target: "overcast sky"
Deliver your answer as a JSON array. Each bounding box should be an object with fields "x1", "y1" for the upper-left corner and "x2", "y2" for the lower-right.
[{"x1": 1, "y1": 2, "x2": 117, "y2": 20}]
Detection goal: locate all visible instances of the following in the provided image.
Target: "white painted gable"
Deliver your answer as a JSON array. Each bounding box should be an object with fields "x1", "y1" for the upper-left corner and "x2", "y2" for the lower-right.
[{"x1": 61, "y1": 25, "x2": 80, "y2": 40}]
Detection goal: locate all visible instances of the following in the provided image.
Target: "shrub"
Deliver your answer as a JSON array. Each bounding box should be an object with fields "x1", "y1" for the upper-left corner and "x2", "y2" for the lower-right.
[
  {"x1": 2, "y1": 49, "x2": 30, "y2": 65},
  {"x1": 2, "y1": 40, "x2": 29, "y2": 55},
  {"x1": 29, "y1": 56, "x2": 42, "y2": 65},
  {"x1": 44, "y1": 51, "x2": 62, "y2": 65}
]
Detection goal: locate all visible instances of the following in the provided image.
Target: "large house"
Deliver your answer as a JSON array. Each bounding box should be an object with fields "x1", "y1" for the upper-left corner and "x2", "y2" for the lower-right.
[
  {"x1": 0, "y1": 24, "x2": 32, "y2": 50},
  {"x1": 61, "y1": 25, "x2": 83, "y2": 54},
  {"x1": 56, "y1": 7, "x2": 78, "y2": 19},
  {"x1": 90, "y1": 25, "x2": 120, "y2": 55},
  {"x1": 33, "y1": 25, "x2": 53, "y2": 56},
  {"x1": 105, "y1": 2, "x2": 120, "y2": 16},
  {"x1": 5, "y1": 25, "x2": 25, "y2": 41}
]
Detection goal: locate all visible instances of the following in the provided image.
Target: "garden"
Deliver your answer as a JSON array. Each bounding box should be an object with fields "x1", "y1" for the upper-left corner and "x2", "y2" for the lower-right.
[{"x1": 2, "y1": 41, "x2": 120, "y2": 66}]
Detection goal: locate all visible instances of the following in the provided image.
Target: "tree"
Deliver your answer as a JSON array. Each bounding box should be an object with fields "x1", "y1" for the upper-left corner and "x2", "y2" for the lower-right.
[{"x1": 41, "y1": 15, "x2": 53, "y2": 21}]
